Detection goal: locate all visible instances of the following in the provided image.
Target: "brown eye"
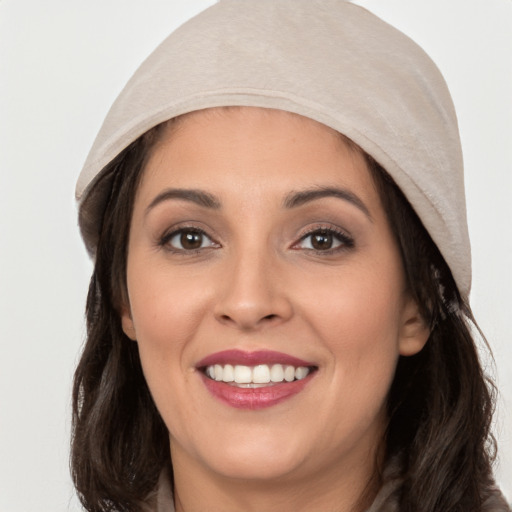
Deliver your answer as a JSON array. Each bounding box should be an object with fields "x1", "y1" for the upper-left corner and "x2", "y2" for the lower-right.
[
  {"x1": 180, "y1": 231, "x2": 203, "y2": 249},
  {"x1": 165, "y1": 229, "x2": 217, "y2": 251},
  {"x1": 296, "y1": 228, "x2": 354, "y2": 252},
  {"x1": 311, "y1": 232, "x2": 334, "y2": 250}
]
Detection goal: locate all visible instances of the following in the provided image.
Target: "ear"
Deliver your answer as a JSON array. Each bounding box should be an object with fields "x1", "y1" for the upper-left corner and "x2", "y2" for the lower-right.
[
  {"x1": 398, "y1": 295, "x2": 430, "y2": 356},
  {"x1": 120, "y1": 306, "x2": 137, "y2": 341}
]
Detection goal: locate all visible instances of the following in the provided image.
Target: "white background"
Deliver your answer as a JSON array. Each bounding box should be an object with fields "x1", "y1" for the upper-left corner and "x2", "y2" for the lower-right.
[{"x1": 0, "y1": 1, "x2": 510, "y2": 510}]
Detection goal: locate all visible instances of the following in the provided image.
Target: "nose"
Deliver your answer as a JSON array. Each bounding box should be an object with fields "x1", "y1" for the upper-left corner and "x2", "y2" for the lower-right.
[{"x1": 213, "y1": 248, "x2": 294, "y2": 331}]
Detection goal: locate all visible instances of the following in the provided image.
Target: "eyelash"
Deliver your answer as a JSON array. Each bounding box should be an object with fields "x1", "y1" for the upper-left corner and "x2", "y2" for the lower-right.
[
  {"x1": 159, "y1": 227, "x2": 219, "y2": 254},
  {"x1": 293, "y1": 226, "x2": 355, "y2": 254},
  {"x1": 158, "y1": 225, "x2": 354, "y2": 255}
]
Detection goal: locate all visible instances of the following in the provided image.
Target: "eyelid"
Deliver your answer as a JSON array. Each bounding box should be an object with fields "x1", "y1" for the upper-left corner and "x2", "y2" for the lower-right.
[
  {"x1": 156, "y1": 221, "x2": 353, "y2": 255},
  {"x1": 291, "y1": 224, "x2": 355, "y2": 252},
  {"x1": 158, "y1": 224, "x2": 220, "y2": 253}
]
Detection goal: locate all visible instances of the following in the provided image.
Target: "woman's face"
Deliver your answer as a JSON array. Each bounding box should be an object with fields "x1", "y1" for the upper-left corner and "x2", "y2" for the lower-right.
[{"x1": 122, "y1": 107, "x2": 428, "y2": 486}]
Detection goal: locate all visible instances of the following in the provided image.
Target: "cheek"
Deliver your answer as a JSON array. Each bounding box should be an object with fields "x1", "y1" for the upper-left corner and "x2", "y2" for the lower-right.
[
  {"x1": 128, "y1": 259, "x2": 210, "y2": 346},
  {"x1": 298, "y1": 252, "x2": 405, "y2": 348},
  {"x1": 126, "y1": 266, "x2": 214, "y2": 446},
  {"x1": 318, "y1": 287, "x2": 401, "y2": 381},
  {"x1": 314, "y1": 298, "x2": 400, "y2": 451},
  {"x1": 296, "y1": 256, "x2": 404, "y2": 413},
  {"x1": 125, "y1": 260, "x2": 211, "y2": 396}
]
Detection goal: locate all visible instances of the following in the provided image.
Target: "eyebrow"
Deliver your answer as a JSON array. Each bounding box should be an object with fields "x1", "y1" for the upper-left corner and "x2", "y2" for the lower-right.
[
  {"x1": 283, "y1": 186, "x2": 372, "y2": 221},
  {"x1": 145, "y1": 188, "x2": 221, "y2": 215},
  {"x1": 145, "y1": 185, "x2": 372, "y2": 220}
]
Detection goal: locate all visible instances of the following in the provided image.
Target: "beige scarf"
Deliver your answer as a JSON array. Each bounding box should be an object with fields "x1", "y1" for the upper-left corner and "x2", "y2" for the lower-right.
[{"x1": 76, "y1": 0, "x2": 471, "y2": 299}]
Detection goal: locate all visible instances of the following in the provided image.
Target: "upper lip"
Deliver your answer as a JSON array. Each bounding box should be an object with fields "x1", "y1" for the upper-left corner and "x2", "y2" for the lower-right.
[{"x1": 196, "y1": 349, "x2": 315, "y2": 368}]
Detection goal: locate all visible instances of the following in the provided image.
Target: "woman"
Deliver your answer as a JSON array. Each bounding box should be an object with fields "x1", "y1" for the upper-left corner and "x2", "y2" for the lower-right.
[{"x1": 72, "y1": 1, "x2": 510, "y2": 511}]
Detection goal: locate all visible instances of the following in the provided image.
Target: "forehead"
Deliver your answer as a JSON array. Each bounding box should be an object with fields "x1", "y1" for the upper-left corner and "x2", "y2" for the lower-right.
[
  {"x1": 156, "y1": 107, "x2": 355, "y2": 157},
  {"x1": 138, "y1": 107, "x2": 378, "y2": 206}
]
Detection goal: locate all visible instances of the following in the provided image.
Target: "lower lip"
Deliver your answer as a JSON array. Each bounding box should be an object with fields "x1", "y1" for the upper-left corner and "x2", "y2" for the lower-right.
[{"x1": 200, "y1": 373, "x2": 314, "y2": 410}]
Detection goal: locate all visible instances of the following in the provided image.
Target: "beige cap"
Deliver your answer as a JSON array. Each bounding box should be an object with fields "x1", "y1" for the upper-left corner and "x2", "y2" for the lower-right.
[{"x1": 76, "y1": 0, "x2": 471, "y2": 297}]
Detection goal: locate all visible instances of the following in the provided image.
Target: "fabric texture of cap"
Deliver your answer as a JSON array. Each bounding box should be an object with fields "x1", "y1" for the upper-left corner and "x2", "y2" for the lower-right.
[{"x1": 76, "y1": 0, "x2": 471, "y2": 297}]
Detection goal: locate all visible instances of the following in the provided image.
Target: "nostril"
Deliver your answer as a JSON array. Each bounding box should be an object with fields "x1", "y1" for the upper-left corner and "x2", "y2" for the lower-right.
[
  {"x1": 221, "y1": 313, "x2": 277, "y2": 321},
  {"x1": 214, "y1": 296, "x2": 294, "y2": 329},
  {"x1": 217, "y1": 312, "x2": 279, "y2": 328}
]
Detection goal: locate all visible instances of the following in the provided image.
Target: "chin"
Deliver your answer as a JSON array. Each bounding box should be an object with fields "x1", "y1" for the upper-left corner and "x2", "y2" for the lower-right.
[
  {"x1": 206, "y1": 449, "x2": 305, "y2": 482},
  {"x1": 172, "y1": 426, "x2": 309, "y2": 482}
]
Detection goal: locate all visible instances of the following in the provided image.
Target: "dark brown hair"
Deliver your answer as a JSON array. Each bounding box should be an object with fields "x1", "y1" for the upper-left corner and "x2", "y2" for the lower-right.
[
  {"x1": 71, "y1": 122, "x2": 499, "y2": 512},
  {"x1": 367, "y1": 155, "x2": 498, "y2": 510}
]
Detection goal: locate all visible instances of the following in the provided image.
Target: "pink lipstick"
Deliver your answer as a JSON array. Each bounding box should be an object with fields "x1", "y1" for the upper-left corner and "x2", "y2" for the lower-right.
[
  {"x1": 196, "y1": 349, "x2": 313, "y2": 368},
  {"x1": 196, "y1": 350, "x2": 317, "y2": 410}
]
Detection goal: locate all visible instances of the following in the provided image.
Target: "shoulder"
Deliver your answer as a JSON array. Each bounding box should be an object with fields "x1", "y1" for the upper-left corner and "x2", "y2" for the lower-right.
[
  {"x1": 366, "y1": 456, "x2": 511, "y2": 512},
  {"x1": 482, "y1": 487, "x2": 511, "y2": 512}
]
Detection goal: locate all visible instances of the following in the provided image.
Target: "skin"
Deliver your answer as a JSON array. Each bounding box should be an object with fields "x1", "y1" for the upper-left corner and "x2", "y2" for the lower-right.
[{"x1": 122, "y1": 107, "x2": 429, "y2": 512}]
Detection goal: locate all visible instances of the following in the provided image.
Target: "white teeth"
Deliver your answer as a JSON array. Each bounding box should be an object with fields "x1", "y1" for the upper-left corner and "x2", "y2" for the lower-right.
[
  {"x1": 234, "y1": 365, "x2": 252, "y2": 384},
  {"x1": 295, "y1": 366, "x2": 309, "y2": 380},
  {"x1": 204, "y1": 363, "x2": 312, "y2": 385},
  {"x1": 253, "y1": 364, "x2": 271, "y2": 384},
  {"x1": 284, "y1": 365, "x2": 295, "y2": 382},
  {"x1": 270, "y1": 364, "x2": 284, "y2": 382},
  {"x1": 222, "y1": 364, "x2": 234, "y2": 382}
]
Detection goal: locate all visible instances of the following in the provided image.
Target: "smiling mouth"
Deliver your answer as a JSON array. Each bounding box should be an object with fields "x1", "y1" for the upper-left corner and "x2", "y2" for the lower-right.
[
  {"x1": 202, "y1": 363, "x2": 315, "y2": 388},
  {"x1": 196, "y1": 350, "x2": 318, "y2": 409}
]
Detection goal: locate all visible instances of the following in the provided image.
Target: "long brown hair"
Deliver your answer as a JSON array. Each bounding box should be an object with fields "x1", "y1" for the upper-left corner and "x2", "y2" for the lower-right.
[
  {"x1": 367, "y1": 155, "x2": 498, "y2": 510},
  {"x1": 71, "y1": 121, "x2": 499, "y2": 511}
]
